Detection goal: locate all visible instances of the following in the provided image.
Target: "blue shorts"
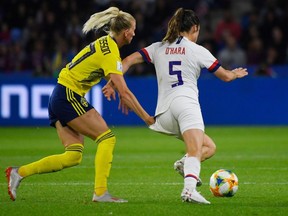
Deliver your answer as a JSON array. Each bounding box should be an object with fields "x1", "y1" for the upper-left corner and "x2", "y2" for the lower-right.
[{"x1": 48, "y1": 84, "x2": 94, "y2": 127}]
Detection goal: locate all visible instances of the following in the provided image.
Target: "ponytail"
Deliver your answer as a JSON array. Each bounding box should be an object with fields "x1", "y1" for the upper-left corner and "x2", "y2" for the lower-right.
[
  {"x1": 82, "y1": 7, "x2": 135, "y2": 36},
  {"x1": 162, "y1": 8, "x2": 200, "y2": 44},
  {"x1": 162, "y1": 8, "x2": 183, "y2": 43}
]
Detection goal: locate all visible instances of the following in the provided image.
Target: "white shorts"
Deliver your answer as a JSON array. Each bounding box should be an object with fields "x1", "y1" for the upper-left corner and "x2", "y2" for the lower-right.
[{"x1": 149, "y1": 96, "x2": 204, "y2": 138}]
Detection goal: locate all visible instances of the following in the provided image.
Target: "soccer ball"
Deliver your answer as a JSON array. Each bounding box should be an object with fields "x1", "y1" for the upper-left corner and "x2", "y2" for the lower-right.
[{"x1": 209, "y1": 169, "x2": 239, "y2": 197}]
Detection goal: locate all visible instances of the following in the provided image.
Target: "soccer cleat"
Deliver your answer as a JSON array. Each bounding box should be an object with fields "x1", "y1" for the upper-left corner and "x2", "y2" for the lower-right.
[
  {"x1": 174, "y1": 160, "x2": 185, "y2": 176},
  {"x1": 5, "y1": 167, "x2": 23, "y2": 201},
  {"x1": 181, "y1": 188, "x2": 210, "y2": 204},
  {"x1": 92, "y1": 191, "x2": 128, "y2": 203},
  {"x1": 173, "y1": 160, "x2": 202, "y2": 187}
]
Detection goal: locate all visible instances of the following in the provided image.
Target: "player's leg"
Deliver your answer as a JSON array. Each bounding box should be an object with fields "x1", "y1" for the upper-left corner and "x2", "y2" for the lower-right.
[
  {"x1": 174, "y1": 133, "x2": 216, "y2": 179},
  {"x1": 169, "y1": 97, "x2": 203, "y2": 187},
  {"x1": 170, "y1": 97, "x2": 210, "y2": 204},
  {"x1": 18, "y1": 122, "x2": 84, "y2": 177},
  {"x1": 180, "y1": 129, "x2": 210, "y2": 204},
  {"x1": 5, "y1": 122, "x2": 83, "y2": 201},
  {"x1": 202, "y1": 134, "x2": 216, "y2": 161},
  {"x1": 182, "y1": 129, "x2": 203, "y2": 188},
  {"x1": 68, "y1": 109, "x2": 127, "y2": 203},
  {"x1": 51, "y1": 85, "x2": 125, "y2": 202}
]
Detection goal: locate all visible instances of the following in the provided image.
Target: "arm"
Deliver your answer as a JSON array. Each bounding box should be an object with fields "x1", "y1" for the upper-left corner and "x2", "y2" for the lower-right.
[
  {"x1": 108, "y1": 73, "x2": 154, "y2": 125},
  {"x1": 214, "y1": 66, "x2": 248, "y2": 82},
  {"x1": 102, "y1": 51, "x2": 145, "y2": 100},
  {"x1": 122, "y1": 51, "x2": 145, "y2": 74}
]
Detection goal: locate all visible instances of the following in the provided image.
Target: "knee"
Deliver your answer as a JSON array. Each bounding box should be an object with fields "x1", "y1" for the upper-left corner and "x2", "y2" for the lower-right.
[
  {"x1": 206, "y1": 137, "x2": 216, "y2": 156},
  {"x1": 209, "y1": 142, "x2": 216, "y2": 156},
  {"x1": 202, "y1": 135, "x2": 217, "y2": 160},
  {"x1": 206, "y1": 134, "x2": 216, "y2": 148}
]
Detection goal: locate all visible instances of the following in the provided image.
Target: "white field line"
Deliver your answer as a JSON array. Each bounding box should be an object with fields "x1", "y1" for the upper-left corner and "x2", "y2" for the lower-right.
[
  {"x1": 3, "y1": 155, "x2": 288, "y2": 161},
  {"x1": 70, "y1": 166, "x2": 288, "y2": 170},
  {"x1": 0, "y1": 182, "x2": 288, "y2": 186},
  {"x1": 2, "y1": 165, "x2": 286, "y2": 170},
  {"x1": 2, "y1": 165, "x2": 287, "y2": 170}
]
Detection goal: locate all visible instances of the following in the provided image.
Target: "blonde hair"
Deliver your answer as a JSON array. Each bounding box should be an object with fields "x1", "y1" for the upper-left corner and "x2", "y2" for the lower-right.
[
  {"x1": 163, "y1": 8, "x2": 200, "y2": 43},
  {"x1": 82, "y1": 7, "x2": 135, "y2": 36}
]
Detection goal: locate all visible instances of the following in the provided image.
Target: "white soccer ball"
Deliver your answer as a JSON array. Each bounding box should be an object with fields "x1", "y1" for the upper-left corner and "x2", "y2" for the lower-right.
[{"x1": 209, "y1": 169, "x2": 239, "y2": 197}]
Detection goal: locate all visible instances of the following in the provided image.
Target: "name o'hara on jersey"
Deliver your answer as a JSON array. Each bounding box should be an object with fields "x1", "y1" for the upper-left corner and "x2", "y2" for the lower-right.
[{"x1": 165, "y1": 47, "x2": 186, "y2": 55}]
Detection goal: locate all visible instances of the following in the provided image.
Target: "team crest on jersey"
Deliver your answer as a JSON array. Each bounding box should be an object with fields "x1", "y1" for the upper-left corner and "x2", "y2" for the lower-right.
[{"x1": 80, "y1": 97, "x2": 89, "y2": 107}]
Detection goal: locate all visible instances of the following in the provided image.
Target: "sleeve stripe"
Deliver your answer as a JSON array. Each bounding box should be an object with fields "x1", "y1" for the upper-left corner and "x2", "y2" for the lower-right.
[
  {"x1": 138, "y1": 48, "x2": 151, "y2": 63},
  {"x1": 208, "y1": 60, "x2": 221, "y2": 73}
]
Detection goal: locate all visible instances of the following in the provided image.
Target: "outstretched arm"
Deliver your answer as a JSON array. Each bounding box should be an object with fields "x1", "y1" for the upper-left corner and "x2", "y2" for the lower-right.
[
  {"x1": 214, "y1": 66, "x2": 248, "y2": 82},
  {"x1": 108, "y1": 73, "x2": 154, "y2": 125},
  {"x1": 122, "y1": 51, "x2": 145, "y2": 74},
  {"x1": 102, "y1": 51, "x2": 145, "y2": 100}
]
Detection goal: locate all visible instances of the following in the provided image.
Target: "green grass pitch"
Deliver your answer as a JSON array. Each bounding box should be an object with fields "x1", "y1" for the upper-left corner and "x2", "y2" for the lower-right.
[{"x1": 0, "y1": 126, "x2": 288, "y2": 215}]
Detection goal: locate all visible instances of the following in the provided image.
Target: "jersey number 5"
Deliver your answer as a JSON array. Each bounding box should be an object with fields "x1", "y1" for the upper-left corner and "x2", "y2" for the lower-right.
[{"x1": 169, "y1": 61, "x2": 183, "y2": 88}]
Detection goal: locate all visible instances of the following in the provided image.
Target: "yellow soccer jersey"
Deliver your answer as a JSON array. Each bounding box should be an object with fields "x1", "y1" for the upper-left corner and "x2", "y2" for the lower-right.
[{"x1": 58, "y1": 35, "x2": 123, "y2": 96}]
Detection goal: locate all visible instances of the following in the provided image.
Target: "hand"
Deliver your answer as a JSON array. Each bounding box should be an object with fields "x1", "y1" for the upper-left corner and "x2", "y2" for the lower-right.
[
  {"x1": 145, "y1": 116, "x2": 155, "y2": 126},
  {"x1": 102, "y1": 83, "x2": 116, "y2": 101},
  {"x1": 232, "y1": 67, "x2": 248, "y2": 79},
  {"x1": 118, "y1": 98, "x2": 130, "y2": 115}
]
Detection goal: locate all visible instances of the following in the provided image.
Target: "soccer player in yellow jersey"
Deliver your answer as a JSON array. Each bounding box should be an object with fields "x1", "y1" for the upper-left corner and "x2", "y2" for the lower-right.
[{"x1": 5, "y1": 7, "x2": 154, "y2": 203}]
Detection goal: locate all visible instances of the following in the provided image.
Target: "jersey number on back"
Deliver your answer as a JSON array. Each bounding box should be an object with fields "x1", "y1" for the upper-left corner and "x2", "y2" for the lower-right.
[
  {"x1": 68, "y1": 42, "x2": 96, "y2": 70},
  {"x1": 169, "y1": 61, "x2": 183, "y2": 88}
]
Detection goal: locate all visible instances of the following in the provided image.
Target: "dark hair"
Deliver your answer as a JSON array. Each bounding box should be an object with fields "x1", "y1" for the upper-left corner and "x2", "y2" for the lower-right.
[{"x1": 162, "y1": 8, "x2": 200, "y2": 43}]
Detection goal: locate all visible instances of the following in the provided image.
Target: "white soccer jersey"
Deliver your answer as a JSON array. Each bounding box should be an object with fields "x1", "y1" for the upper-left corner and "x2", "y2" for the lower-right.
[{"x1": 139, "y1": 36, "x2": 220, "y2": 116}]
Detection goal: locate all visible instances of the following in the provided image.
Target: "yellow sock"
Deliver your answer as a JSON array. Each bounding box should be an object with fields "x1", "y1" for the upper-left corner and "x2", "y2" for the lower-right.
[
  {"x1": 94, "y1": 129, "x2": 116, "y2": 196},
  {"x1": 18, "y1": 144, "x2": 83, "y2": 178}
]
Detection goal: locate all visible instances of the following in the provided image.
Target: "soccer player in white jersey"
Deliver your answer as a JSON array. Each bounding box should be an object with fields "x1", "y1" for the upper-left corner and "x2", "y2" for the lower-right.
[{"x1": 103, "y1": 8, "x2": 248, "y2": 204}]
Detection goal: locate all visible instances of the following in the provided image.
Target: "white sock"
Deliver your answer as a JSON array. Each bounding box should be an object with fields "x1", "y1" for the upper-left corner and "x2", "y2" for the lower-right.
[{"x1": 184, "y1": 156, "x2": 200, "y2": 189}]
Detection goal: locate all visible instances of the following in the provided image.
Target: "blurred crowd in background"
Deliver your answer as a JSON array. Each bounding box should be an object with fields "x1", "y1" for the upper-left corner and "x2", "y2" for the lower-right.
[{"x1": 1, "y1": 0, "x2": 288, "y2": 77}]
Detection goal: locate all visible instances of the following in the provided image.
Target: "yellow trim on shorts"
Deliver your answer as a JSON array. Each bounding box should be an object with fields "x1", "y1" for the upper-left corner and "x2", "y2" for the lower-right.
[{"x1": 66, "y1": 88, "x2": 85, "y2": 116}]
